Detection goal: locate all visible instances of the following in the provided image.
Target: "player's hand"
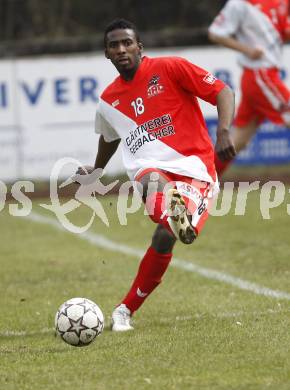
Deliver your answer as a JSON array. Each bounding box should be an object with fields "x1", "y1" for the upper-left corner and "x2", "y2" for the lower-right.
[
  {"x1": 72, "y1": 166, "x2": 99, "y2": 185},
  {"x1": 75, "y1": 165, "x2": 95, "y2": 176},
  {"x1": 246, "y1": 47, "x2": 264, "y2": 60},
  {"x1": 215, "y1": 128, "x2": 236, "y2": 161}
]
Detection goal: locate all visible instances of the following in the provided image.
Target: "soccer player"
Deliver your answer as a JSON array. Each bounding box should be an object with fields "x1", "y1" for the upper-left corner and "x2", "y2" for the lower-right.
[
  {"x1": 208, "y1": 0, "x2": 290, "y2": 175},
  {"x1": 76, "y1": 19, "x2": 235, "y2": 331}
]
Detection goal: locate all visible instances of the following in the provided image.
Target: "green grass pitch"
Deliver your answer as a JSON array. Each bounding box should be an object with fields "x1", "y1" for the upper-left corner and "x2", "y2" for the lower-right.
[{"x1": 0, "y1": 188, "x2": 290, "y2": 389}]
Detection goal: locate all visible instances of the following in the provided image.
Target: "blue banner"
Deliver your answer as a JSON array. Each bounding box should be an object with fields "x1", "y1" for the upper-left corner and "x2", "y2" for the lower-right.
[{"x1": 206, "y1": 119, "x2": 290, "y2": 165}]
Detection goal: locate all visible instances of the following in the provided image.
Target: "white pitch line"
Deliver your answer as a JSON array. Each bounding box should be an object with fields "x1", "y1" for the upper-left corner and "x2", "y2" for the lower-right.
[
  {"x1": 26, "y1": 212, "x2": 290, "y2": 301},
  {"x1": 0, "y1": 327, "x2": 54, "y2": 338}
]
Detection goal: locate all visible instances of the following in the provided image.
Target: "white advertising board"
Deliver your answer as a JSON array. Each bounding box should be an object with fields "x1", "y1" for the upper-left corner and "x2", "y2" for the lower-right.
[{"x1": 0, "y1": 59, "x2": 19, "y2": 181}]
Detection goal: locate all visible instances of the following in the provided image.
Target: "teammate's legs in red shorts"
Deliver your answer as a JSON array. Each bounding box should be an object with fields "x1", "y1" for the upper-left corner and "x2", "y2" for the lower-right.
[{"x1": 215, "y1": 67, "x2": 290, "y2": 176}]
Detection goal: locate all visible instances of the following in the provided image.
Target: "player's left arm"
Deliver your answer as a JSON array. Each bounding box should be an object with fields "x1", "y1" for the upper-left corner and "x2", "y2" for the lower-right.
[
  {"x1": 284, "y1": 17, "x2": 290, "y2": 41},
  {"x1": 215, "y1": 85, "x2": 236, "y2": 161},
  {"x1": 166, "y1": 57, "x2": 236, "y2": 160},
  {"x1": 208, "y1": 33, "x2": 264, "y2": 60}
]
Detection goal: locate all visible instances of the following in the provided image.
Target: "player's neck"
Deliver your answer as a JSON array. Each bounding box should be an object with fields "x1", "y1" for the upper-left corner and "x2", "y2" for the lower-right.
[
  {"x1": 120, "y1": 59, "x2": 141, "y2": 81},
  {"x1": 120, "y1": 67, "x2": 137, "y2": 81}
]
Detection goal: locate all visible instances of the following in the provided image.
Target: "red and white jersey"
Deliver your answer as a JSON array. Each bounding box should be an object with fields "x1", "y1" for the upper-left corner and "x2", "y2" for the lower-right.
[
  {"x1": 95, "y1": 56, "x2": 225, "y2": 185},
  {"x1": 209, "y1": 0, "x2": 290, "y2": 69}
]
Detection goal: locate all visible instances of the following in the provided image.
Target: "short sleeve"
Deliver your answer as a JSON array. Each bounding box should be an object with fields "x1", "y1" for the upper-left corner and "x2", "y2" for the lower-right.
[
  {"x1": 165, "y1": 57, "x2": 226, "y2": 105},
  {"x1": 208, "y1": 0, "x2": 244, "y2": 37},
  {"x1": 95, "y1": 105, "x2": 120, "y2": 142}
]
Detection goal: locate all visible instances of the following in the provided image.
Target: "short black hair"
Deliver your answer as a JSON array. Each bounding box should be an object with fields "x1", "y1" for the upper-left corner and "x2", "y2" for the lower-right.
[{"x1": 104, "y1": 18, "x2": 140, "y2": 47}]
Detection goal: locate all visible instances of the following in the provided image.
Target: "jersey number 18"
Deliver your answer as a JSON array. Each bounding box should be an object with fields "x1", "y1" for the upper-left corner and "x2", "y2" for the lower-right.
[{"x1": 131, "y1": 97, "x2": 145, "y2": 116}]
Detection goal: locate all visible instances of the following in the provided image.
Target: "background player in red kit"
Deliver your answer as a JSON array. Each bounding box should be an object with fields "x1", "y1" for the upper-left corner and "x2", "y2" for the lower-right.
[
  {"x1": 209, "y1": 0, "x2": 290, "y2": 175},
  {"x1": 76, "y1": 19, "x2": 235, "y2": 331}
]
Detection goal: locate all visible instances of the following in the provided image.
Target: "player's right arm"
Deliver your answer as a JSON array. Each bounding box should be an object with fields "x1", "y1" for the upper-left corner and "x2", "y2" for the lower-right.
[
  {"x1": 94, "y1": 135, "x2": 121, "y2": 169},
  {"x1": 284, "y1": 16, "x2": 290, "y2": 41},
  {"x1": 208, "y1": 0, "x2": 264, "y2": 60},
  {"x1": 208, "y1": 33, "x2": 264, "y2": 60},
  {"x1": 76, "y1": 135, "x2": 121, "y2": 176},
  {"x1": 75, "y1": 103, "x2": 121, "y2": 177}
]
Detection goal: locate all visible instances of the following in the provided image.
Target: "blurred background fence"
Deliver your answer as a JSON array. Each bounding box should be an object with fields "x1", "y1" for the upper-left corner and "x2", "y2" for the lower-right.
[{"x1": 0, "y1": 0, "x2": 226, "y2": 56}]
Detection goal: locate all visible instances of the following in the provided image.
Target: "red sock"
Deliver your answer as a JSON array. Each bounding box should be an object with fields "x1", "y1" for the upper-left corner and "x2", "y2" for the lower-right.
[
  {"x1": 122, "y1": 246, "x2": 172, "y2": 313},
  {"x1": 214, "y1": 153, "x2": 233, "y2": 176},
  {"x1": 145, "y1": 192, "x2": 171, "y2": 231}
]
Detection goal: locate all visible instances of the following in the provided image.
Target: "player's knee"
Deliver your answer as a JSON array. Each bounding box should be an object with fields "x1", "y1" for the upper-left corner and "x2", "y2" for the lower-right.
[{"x1": 151, "y1": 225, "x2": 176, "y2": 254}]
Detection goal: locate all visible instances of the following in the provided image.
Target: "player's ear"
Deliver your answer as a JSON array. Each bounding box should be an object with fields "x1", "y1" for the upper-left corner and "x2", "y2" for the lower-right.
[
  {"x1": 105, "y1": 49, "x2": 109, "y2": 59},
  {"x1": 138, "y1": 42, "x2": 144, "y2": 52}
]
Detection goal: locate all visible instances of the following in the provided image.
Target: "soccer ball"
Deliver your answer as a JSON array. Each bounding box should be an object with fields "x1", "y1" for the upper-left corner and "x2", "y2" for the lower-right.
[{"x1": 55, "y1": 297, "x2": 104, "y2": 346}]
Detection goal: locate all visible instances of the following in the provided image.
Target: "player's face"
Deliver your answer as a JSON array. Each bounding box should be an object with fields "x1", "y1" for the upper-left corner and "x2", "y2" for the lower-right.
[{"x1": 105, "y1": 29, "x2": 143, "y2": 79}]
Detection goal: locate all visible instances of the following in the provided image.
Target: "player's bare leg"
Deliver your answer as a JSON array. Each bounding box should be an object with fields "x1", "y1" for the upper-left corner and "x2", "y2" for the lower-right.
[
  {"x1": 284, "y1": 112, "x2": 290, "y2": 128},
  {"x1": 215, "y1": 119, "x2": 258, "y2": 175},
  {"x1": 151, "y1": 223, "x2": 176, "y2": 253},
  {"x1": 232, "y1": 119, "x2": 258, "y2": 153}
]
